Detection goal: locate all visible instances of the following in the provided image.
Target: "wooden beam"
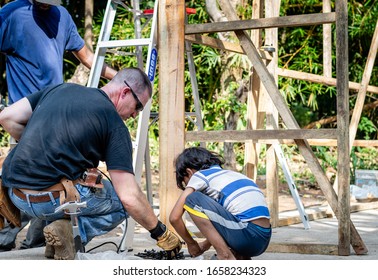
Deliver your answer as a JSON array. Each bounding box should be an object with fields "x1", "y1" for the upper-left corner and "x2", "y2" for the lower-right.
[
  {"x1": 158, "y1": 0, "x2": 185, "y2": 226},
  {"x1": 185, "y1": 129, "x2": 338, "y2": 142},
  {"x1": 260, "y1": 139, "x2": 378, "y2": 147},
  {"x1": 276, "y1": 68, "x2": 378, "y2": 94},
  {"x1": 323, "y1": 0, "x2": 332, "y2": 77},
  {"x1": 185, "y1": 34, "x2": 273, "y2": 60},
  {"x1": 185, "y1": 13, "x2": 336, "y2": 34},
  {"x1": 217, "y1": 0, "x2": 367, "y2": 255},
  {"x1": 267, "y1": 243, "x2": 338, "y2": 255},
  {"x1": 185, "y1": 34, "x2": 244, "y2": 54},
  {"x1": 188, "y1": 137, "x2": 378, "y2": 146}
]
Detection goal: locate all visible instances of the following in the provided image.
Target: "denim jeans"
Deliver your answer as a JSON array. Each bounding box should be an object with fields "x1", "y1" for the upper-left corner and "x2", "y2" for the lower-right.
[
  {"x1": 0, "y1": 213, "x2": 46, "y2": 249},
  {"x1": 8, "y1": 180, "x2": 128, "y2": 244}
]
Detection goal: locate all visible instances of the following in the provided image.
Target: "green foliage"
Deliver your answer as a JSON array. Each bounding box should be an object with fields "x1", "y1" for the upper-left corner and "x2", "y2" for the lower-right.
[
  {"x1": 0, "y1": 128, "x2": 9, "y2": 147},
  {"x1": 351, "y1": 147, "x2": 378, "y2": 177},
  {"x1": 277, "y1": 0, "x2": 378, "y2": 141},
  {"x1": 313, "y1": 146, "x2": 337, "y2": 173},
  {"x1": 358, "y1": 117, "x2": 377, "y2": 140}
]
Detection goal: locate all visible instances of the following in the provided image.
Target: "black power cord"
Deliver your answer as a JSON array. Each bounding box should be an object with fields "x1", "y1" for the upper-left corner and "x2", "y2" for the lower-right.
[{"x1": 84, "y1": 170, "x2": 129, "y2": 254}]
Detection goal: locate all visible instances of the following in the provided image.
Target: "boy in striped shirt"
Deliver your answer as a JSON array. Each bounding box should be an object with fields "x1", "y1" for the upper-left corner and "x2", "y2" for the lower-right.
[{"x1": 170, "y1": 147, "x2": 271, "y2": 260}]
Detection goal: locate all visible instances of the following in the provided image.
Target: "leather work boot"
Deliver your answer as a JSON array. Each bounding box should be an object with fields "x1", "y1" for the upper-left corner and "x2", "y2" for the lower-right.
[
  {"x1": 44, "y1": 243, "x2": 55, "y2": 259},
  {"x1": 43, "y1": 219, "x2": 75, "y2": 260}
]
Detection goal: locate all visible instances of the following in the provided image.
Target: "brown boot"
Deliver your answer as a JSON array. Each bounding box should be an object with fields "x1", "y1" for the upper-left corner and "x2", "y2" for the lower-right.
[
  {"x1": 43, "y1": 219, "x2": 75, "y2": 260},
  {"x1": 44, "y1": 243, "x2": 55, "y2": 259}
]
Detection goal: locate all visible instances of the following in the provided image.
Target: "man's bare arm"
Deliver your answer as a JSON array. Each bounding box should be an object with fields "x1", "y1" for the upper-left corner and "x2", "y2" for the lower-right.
[
  {"x1": 73, "y1": 45, "x2": 117, "y2": 80},
  {"x1": 109, "y1": 170, "x2": 159, "y2": 231},
  {"x1": 0, "y1": 98, "x2": 33, "y2": 141}
]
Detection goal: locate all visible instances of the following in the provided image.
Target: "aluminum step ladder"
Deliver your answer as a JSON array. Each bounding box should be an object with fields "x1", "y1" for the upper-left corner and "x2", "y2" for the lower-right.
[
  {"x1": 273, "y1": 143, "x2": 311, "y2": 229},
  {"x1": 87, "y1": 0, "x2": 159, "y2": 251}
]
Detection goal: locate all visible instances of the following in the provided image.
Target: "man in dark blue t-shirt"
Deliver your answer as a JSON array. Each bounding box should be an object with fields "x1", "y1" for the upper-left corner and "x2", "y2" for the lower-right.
[
  {"x1": 0, "y1": 0, "x2": 117, "y2": 251},
  {"x1": 0, "y1": 68, "x2": 182, "y2": 260}
]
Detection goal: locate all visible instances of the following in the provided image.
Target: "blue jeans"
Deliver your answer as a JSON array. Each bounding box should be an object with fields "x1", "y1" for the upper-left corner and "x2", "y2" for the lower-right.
[{"x1": 8, "y1": 180, "x2": 128, "y2": 245}]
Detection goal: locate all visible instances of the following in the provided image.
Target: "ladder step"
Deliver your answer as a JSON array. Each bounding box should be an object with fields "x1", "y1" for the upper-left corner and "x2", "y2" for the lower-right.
[{"x1": 97, "y1": 38, "x2": 152, "y2": 49}]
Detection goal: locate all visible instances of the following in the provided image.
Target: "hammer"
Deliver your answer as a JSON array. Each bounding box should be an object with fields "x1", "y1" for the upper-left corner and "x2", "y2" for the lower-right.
[{"x1": 54, "y1": 201, "x2": 87, "y2": 253}]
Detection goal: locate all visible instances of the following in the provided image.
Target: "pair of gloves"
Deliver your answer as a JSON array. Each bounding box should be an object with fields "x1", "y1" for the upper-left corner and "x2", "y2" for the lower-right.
[{"x1": 150, "y1": 221, "x2": 182, "y2": 259}]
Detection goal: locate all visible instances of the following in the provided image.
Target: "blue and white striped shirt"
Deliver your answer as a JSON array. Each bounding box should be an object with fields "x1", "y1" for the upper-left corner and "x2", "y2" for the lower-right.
[{"x1": 186, "y1": 165, "x2": 270, "y2": 222}]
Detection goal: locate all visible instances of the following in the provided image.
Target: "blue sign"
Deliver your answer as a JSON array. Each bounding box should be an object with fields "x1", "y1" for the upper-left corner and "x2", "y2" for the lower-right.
[{"x1": 148, "y1": 48, "x2": 158, "y2": 82}]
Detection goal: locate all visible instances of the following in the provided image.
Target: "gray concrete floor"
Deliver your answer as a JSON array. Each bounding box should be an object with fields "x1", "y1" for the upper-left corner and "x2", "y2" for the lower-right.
[{"x1": 0, "y1": 209, "x2": 377, "y2": 260}]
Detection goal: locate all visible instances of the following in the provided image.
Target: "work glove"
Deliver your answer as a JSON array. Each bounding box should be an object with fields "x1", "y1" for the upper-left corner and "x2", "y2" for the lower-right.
[{"x1": 156, "y1": 228, "x2": 182, "y2": 259}]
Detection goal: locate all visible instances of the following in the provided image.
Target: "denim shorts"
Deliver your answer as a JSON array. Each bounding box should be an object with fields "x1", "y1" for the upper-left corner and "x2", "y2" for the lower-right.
[{"x1": 8, "y1": 180, "x2": 128, "y2": 244}]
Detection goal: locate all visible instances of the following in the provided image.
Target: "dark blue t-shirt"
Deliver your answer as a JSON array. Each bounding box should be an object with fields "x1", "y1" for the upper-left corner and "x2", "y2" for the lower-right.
[
  {"x1": 0, "y1": 0, "x2": 84, "y2": 103},
  {"x1": 2, "y1": 83, "x2": 135, "y2": 190}
]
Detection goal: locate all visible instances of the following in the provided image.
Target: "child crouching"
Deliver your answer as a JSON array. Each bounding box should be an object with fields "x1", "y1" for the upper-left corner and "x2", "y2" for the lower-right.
[{"x1": 169, "y1": 147, "x2": 271, "y2": 260}]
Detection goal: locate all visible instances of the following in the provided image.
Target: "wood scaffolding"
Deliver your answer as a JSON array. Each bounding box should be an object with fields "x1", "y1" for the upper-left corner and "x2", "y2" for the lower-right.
[{"x1": 157, "y1": 0, "x2": 372, "y2": 256}]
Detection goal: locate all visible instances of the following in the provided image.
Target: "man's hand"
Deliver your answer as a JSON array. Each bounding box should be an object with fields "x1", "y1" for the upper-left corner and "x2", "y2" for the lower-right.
[{"x1": 156, "y1": 229, "x2": 182, "y2": 259}]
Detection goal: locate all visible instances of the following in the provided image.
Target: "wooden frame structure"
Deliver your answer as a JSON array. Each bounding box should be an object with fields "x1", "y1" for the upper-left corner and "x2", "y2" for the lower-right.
[{"x1": 158, "y1": 0, "x2": 371, "y2": 256}]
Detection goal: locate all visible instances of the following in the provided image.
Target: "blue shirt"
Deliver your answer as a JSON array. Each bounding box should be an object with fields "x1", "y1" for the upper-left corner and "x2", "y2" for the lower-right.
[
  {"x1": 187, "y1": 165, "x2": 270, "y2": 222},
  {"x1": 0, "y1": 0, "x2": 84, "y2": 103}
]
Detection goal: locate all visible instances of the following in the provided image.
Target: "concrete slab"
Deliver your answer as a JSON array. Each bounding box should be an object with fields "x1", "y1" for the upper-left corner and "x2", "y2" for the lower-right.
[
  {"x1": 256, "y1": 209, "x2": 378, "y2": 260},
  {"x1": 0, "y1": 209, "x2": 377, "y2": 260}
]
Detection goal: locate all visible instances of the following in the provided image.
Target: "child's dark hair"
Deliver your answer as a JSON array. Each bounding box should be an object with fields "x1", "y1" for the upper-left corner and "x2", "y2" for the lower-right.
[{"x1": 175, "y1": 147, "x2": 225, "y2": 190}]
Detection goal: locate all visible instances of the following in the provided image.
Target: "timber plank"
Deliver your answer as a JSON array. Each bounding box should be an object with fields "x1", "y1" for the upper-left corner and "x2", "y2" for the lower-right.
[
  {"x1": 185, "y1": 13, "x2": 335, "y2": 34},
  {"x1": 276, "y1": 68, "x2": 378, "y2": 94},
  {"x1": 158, "y1": 0, "x2": 185, "y2": 225},
  {"x1": 185, "y1": 129, "x2": 337, "y2": 142},
  {"x1": 266, "y1": 243, "x2": 338, "y2": 255},
  {"x1": 185, "y1": 34, "x2": 273, "y2": 60}
]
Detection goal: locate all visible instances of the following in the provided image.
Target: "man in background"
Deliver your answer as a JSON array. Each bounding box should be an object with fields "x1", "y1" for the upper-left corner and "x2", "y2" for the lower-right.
[{"x1": 0, "y1": 0, "x2": 116, "y2": 251}]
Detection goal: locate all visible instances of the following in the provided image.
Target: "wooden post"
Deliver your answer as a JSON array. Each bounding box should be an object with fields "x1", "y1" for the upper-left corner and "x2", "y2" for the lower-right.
[
  {"x1": 244, "y1": 0, "x2": 264, "y2": 182},
  {"x1": 336, "y1": 0, "x2": 350, "y2": 256},
  {"x1": 323, "y1": 0, "x2": 332, "y2": 78},
  {"x1": 332, "y1": 19, "x2": 378, "y2": 205},
  {"x1": 264, "y1": 0, "x2": 280, "y2": 228},
  {"x1": 158, "y1": 0, "x2": 186, "y2": 226}
]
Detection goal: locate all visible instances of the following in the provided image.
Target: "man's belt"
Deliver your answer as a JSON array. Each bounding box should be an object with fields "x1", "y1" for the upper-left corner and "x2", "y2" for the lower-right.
[
  {"x1": 12, "y1": 178, "x2": 80, "y2": 204},
  {"x1": 12, "y1": 188, "x2": 60, "y2": 203}
]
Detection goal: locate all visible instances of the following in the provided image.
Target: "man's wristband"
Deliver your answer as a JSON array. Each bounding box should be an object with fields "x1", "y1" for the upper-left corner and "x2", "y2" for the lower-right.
[{"x1": 149, "y1": 221, "x2": 166, "y2": 240}]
